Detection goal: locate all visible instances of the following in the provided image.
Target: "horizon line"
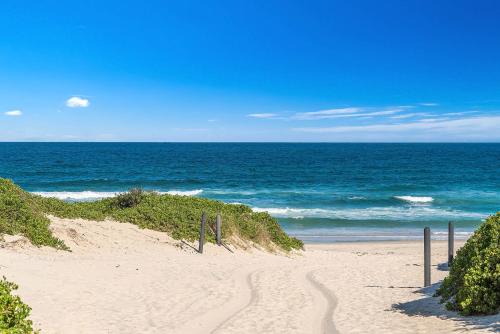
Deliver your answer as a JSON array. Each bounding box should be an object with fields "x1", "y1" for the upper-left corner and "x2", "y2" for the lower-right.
[{"x1": 1, "y1": 141, "x2": 500, "y2": 144}]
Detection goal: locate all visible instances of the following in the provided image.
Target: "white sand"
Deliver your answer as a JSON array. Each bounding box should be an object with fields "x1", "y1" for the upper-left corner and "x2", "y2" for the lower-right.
[{"x1": 1, "y1": 217, "x2": 498, "y2": 333}]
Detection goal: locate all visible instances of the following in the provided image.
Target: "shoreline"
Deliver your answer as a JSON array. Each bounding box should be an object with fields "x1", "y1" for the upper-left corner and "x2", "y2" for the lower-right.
[
  {"x1": 297, "y1": 234, "x2": 473, "y2": 244},
  {"x1": 303, "y1": 239, "x2": 453, "y2": 245},
  {"x1": 1, "y1": 217, "x2": 498, "y2": 333}
]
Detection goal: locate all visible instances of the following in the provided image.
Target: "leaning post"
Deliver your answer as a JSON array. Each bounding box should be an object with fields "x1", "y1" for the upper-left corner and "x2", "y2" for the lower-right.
[
  {"x1": 216, "y1": 214, "x2": 222, "y2": 246},
  {"x1": 198, "y1": 212, "x2": 207, "y2": 254},
  {"x1": 424, "y1": 226, "x2": 431, "y2": 287},
  {"x1": 448, "y1": 221, "x2": 454, "y2": 266}
]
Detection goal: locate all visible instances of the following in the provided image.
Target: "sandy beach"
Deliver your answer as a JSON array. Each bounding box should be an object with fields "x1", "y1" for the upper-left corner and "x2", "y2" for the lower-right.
[{"x1": 0, "y1": 217, "x2": 498, "y2": 334}]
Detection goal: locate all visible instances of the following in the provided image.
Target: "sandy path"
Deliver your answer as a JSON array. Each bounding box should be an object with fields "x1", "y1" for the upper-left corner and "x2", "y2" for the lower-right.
[{"x1": 0, "y1": 217, "x2": 498, "y2": 333}]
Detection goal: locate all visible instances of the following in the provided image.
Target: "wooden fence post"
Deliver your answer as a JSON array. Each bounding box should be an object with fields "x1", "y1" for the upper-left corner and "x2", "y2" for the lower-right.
[
  {"x1": 216, "y1": 214, "x2": 222, "y2": 246},
  {"x1": 198, "y1": 212, "x2": 206, "y2": 254},
  {"x1": 424, "y1": 227, "x2": 431, "y2": 287},
  {"x1": 448, "y1": 221, "x2": 454, "y2": 266}
]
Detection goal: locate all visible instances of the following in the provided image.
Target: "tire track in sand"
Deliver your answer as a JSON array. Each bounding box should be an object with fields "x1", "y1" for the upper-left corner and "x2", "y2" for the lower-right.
[
  {"x1": 209, "y1": 268, "x2": 260, "y2": 333},
  {"x1": 172, "y1": 265, "x2": 259, "y2": 334},
  {"x1": 306, "y1": 270, "x2": 339, "y2": 334},
  {"x1": 175, "y1": 264, "x2": 338, "y2": 334},
  {"x1": 211, "y1": 266, "x2": 339, "y2": 334}
]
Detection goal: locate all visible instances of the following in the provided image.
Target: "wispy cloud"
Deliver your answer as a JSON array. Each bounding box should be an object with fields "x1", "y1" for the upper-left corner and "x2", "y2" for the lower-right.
[
  {"x1": 391, "y1": 110, "x2": 479, "y2": 120},
  {"x1": 359, "y1": 108, "x2": 407, "y2": 117},
  {"x1": 417, "y1": 117, "x2": 450, "y2": 123},
  {"x1": 4, "y1": 110, "x2": 22, "y2": 116},
  {"x1": 390, "y1": 112, "x2": 430, "y2": 119},
  {"x1": 442, "y1": 111, "x2": 479, "y2": 116},
  {"x1": 66, "y1": 96, "x2": 90, "y2": 108},
  {"x1": 247, "y1": 113, "x2": 279, "y2": 119},
  {"x1": 293, "y1": 106, "x2": 408, "y2": 120},
  {"x1": 293, "y1": 107, "x2": 361, "y2": 120},
  {"x1": 419, "y1": 102, "x2": 439, "y2": 107},
  {"x1": 245, "y1": 105, "x2": 497, "y2": 141},
  {"x1": 292, "y1": 116, "x2": 500, "y2": 137}
]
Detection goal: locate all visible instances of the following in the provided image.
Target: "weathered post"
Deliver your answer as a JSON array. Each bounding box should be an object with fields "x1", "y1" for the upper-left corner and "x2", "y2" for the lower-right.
[
  {"x1": 424, "y1": 227, "x2": 431, "y2": 287},
  {"x1": 216, "y1": 214, "x2": 222, "y2": 246},
  {"x1": 198, "y1": 212, "x2": 206, "y2": 254},
  {"x1": 448, "y1": 221, "x2": 454, "y2": 266}
]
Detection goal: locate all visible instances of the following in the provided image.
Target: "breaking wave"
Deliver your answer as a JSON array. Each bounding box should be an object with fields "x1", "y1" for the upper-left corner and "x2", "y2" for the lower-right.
[
  {"x1": 394, "y1": 196, "x2": 434, "y2": 203},
  {"x1": 252, "y1": 206, "x2": 485, "y2": 221},
  {"x1": 32, "y1": 189, "x2": 203, "y2": 201}
]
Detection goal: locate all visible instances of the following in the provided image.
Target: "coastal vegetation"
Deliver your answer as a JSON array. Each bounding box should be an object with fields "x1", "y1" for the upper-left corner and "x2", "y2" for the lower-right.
[
  {"x1": 0, "y1": 277, "x2": 37, "y2": 333},
  {"x1": 0, "y1": 179, "x2": 67, "y2": 249},
  {"x1": 0, "y1": 178, "x2": 303, "y2": 251},
  {"x1": 436, "y1": 213, "x2": 499, "y2": 315}
]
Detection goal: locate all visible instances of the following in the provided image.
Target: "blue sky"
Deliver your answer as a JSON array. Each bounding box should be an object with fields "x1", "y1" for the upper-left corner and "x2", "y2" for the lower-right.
[{"x1": 1, "y1": 0, "x2": 499, "y2": 142}]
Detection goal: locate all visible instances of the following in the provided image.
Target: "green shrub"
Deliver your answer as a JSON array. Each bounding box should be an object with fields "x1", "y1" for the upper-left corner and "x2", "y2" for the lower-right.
[
  {"x1": 0, "y1": 179, "x2": 67, "y2": 250},
  {"x1": 0, "y1": 178, "x2": 303, "y2": 252},
  {"x1": 113, "y1": 188, "x2": 145, "y2": 209},
  {"x1": 0, "y1": 277, "x2": 38, "y2": 333},
  {"x1": 436, "y1": 213, "x2": 500, "y2": 315}
]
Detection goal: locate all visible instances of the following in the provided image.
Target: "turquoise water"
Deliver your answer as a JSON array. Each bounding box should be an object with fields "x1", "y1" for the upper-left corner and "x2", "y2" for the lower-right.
[{"x1": 1, "y1": 143, "x2": 499, "y2": 242}]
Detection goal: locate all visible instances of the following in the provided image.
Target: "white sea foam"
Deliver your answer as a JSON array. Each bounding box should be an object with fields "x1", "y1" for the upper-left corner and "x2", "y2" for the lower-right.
[
  {"x1": 165, "y1": 189, "x2": 203, "y2": 196},
  {"x1": 33, "y1": 191, "x2": 119, "y2": 201},
  {"x1": 394, "y1": 196, "x2": 434, "y2": 203},
  {"x1": 252, "y1": 206, "x2": 485, "y2": 220},
  {"x1": 431, "y1": 232, "x2": 473, "y2": 240},
  {"x1": 252, "y1": 207, "x2": 333, "y2": 219},
  {"x1": 33, "y1": 189, "x2": 203, "y2": 201},
  {"x1": 209, "y1": 190, "x2": 258, "y2": 195},
  {"x1": 290, "y1": 230, "x2": 474, "y2": 242},
  {"x1": 432, "y1": 231, "x2": 472, "y2": 236},
  {"x1": 208, "y1": 189, "x2": 330, "y2": 196}
]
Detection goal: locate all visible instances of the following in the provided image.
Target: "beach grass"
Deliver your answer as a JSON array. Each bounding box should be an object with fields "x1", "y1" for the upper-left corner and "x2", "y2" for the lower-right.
[{"x1": 0, "y1": 178, "x2": 303, "y2": 251}]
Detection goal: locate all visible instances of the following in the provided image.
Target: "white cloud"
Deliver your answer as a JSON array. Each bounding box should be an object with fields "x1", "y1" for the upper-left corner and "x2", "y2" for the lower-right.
[
  {"x1": 391, "y1": 113, "x2": 431, "y2": 119},
  {"x1": 391, "y1": 111, "x2": 479, "y2": 120},
  {"x1": 419, "y1": 102, "x2": 439, "y2": 106},
  {"x1": 247, "y1": 113, "x2": 278, "y2": 119},
  {"x1": 292, "y1": 116, "x2": 500, "y2": 137},
  {"x1": 66, "y1": 96, "x2": 90, "y2": 108},
  {"x1": 246, "y1": 106, "x2": 412, "y2": 121},
  {"x1": 4, "y1": 110, "x2": 22, "y2": 116},
  {"x1": 293, "y1": 107, "x2": 406, "y2": 120},
  {"x1": 293, "y1": 107, "x2": 361, "y2": 120},
  {"x1": 417, "y1": 118, "x2": 450, "y2": 123},
  {"x1": 442, "y1": 111, "x2": 479, "y2": 116},
  {"x1": 361, "y1": 108, "x2": 406, "y2": 117}
]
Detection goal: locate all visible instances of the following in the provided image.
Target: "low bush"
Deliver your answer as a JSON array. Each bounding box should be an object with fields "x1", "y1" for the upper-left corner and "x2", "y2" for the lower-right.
[
  {"x1": 436, "y1": 213, "x2": 499, "y2": 315},
  {"x1": 0, "y1": 277, "x2": 38, "y2": 333},
  {"x1": 113, "y1": 188, "x2": 145, "y2": 209},
  {"x1": 0, "y1": 179, "x2": 67, "y2": 250}
]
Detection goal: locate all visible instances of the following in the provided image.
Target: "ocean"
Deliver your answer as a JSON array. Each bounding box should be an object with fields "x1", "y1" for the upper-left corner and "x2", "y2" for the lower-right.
[{"x1": 1, "y1": 143, "x2": 499, "y2": 242}]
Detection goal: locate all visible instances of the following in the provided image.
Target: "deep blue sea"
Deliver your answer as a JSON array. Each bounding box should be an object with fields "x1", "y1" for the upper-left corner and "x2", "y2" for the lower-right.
[{"x1": 1, "y1": 143, "x2": 499, "y2": 242}]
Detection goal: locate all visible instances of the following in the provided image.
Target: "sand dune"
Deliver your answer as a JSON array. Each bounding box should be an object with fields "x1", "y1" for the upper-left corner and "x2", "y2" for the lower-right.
[{"x1": 0, "y1": 217, "x2": 498, "y2": 333}]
